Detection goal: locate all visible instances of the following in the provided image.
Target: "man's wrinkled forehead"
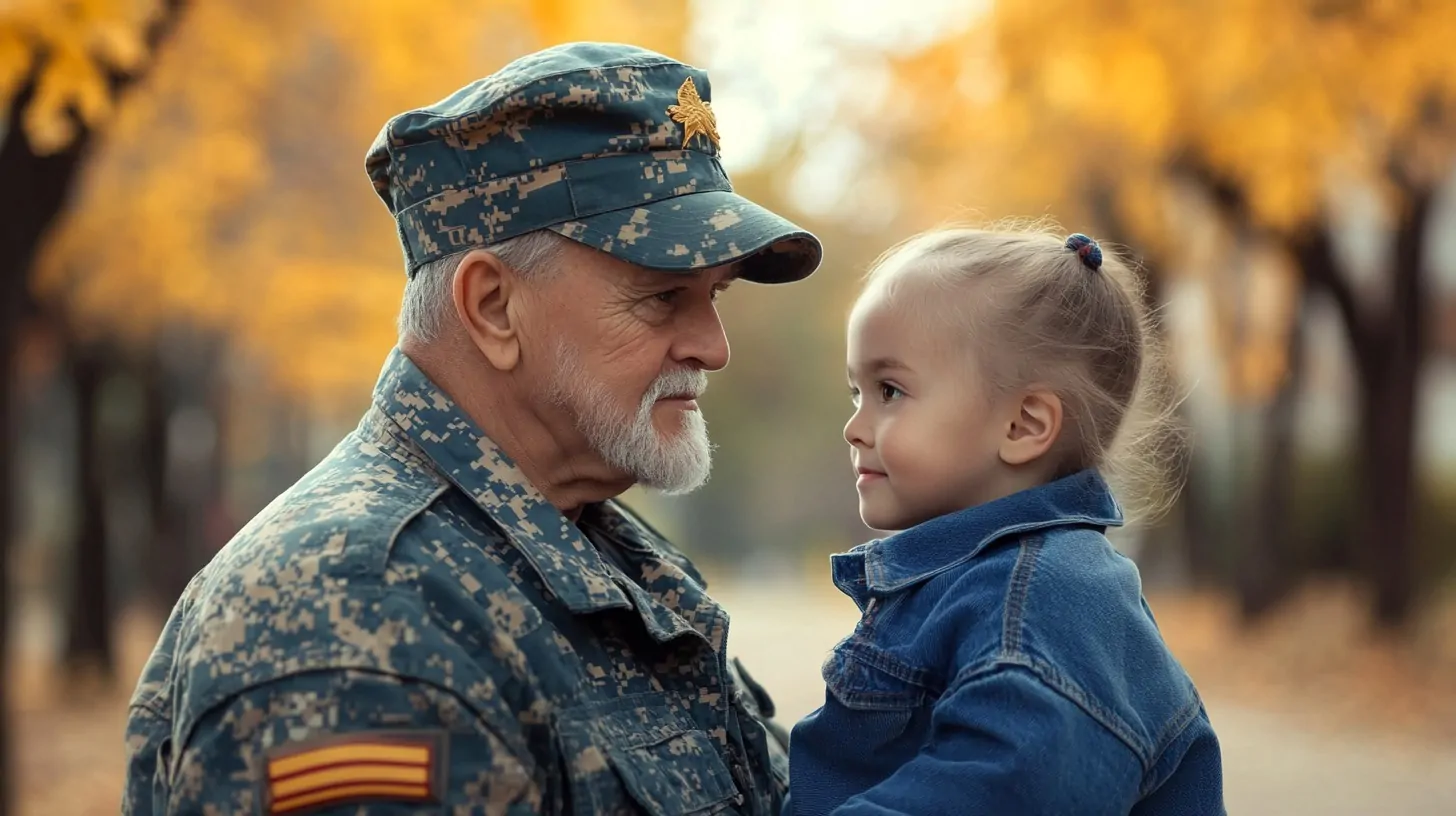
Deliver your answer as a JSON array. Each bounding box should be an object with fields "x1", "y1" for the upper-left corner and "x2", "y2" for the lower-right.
[{"x1": 617, "y1": 259, "x2": 742, "y2": 287}]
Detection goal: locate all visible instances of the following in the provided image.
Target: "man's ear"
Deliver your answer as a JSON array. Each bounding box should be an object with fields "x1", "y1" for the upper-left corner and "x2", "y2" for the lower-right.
[
  {"x1": 453, "y1": 249, "x2": 522, "y2": 371},
  {"x1": 999, "y1": 389, "x2": 1063, "y2": 466}
]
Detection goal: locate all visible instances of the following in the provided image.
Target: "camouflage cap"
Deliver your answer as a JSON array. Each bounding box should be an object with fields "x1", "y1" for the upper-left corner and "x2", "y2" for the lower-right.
[{"x1": 366, "y1": 42, "x2": 823, "y2": 284}]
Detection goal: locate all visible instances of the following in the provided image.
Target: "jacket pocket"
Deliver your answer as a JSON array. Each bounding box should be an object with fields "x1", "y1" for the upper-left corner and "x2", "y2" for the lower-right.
[
  {"x1": 556, "y1": 693, "x2": 739, "y2": 815},
  {"x1": 822, "y1": 636, "x2": 937, "y2": 711},
  {"x1": 816, "y1": 638, "x2": 940, "y2": 768}
]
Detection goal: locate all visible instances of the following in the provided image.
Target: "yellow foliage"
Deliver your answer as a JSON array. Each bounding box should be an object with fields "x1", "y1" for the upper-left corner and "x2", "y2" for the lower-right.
[
  {"x1": 23, "y1": 0, "x2": 688, "y2": 413},
  {"x1": 0, "y1": 0, "x2": 159, "y2": 153},
  {"x1": 867, "y1": 0, "x2": 1456, "y2": 402}
]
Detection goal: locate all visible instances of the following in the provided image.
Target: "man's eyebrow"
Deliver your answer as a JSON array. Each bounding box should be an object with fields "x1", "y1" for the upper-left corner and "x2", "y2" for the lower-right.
[{"x1": 632, "y1": 265, "x2": 739, "y2": 286}]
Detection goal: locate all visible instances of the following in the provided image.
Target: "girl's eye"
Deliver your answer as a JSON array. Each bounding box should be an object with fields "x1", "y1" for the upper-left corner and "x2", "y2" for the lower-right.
[
  {"x1": 879, "y1": 383, "x2": 904, "y2": 402},
  {"x1": 848, "y1": 386, "x2": 861, "y2": 406}
]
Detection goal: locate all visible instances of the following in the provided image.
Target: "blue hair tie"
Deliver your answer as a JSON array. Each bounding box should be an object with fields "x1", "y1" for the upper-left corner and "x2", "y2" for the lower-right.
[{"x1": 1065, "y1": 233, "x2": 1103, "y2": 271}]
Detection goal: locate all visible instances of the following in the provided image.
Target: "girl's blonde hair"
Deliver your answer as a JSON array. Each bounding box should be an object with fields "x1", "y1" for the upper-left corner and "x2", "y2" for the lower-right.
[{"x1": 862, "y1": 220, "x2": 1186, "y2": 525}]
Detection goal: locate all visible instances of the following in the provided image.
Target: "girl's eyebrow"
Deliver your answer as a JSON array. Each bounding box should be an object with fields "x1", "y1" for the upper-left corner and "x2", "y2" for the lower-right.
[
  {"x1": 853, "y1": 357, "x2": 910, "y2": 375},
  {"x1": 848, "y1": 357, "x2": 912, "y2": 384}
]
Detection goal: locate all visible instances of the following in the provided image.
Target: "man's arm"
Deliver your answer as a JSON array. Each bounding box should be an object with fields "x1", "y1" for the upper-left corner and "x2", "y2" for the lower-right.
[
  {"x1": 730, "y1": 656, "x2": 789, "y2": 751},
  {"x1": 151, "y1": 668, "x2": 542, "y2": 815},
  {"x1": 831, "y1": 664, "x2": 1143, "y2": 816}
]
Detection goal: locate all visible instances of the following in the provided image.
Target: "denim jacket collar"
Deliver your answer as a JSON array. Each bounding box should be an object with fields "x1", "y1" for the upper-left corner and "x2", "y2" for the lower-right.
[{"x1": 853, "y1": 469, "x2": 1124, "y2": 594}]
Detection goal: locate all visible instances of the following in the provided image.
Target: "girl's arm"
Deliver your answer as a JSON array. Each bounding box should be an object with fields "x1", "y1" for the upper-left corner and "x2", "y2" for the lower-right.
[{"x1": 831, "y1": 663, "x2": 1142, "y2": 816}]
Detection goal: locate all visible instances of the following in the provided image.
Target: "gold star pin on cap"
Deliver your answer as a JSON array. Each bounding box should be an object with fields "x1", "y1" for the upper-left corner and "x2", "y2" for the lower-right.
[{"x1": 668, "y1": 76, "x2": 720, "y2": 151}]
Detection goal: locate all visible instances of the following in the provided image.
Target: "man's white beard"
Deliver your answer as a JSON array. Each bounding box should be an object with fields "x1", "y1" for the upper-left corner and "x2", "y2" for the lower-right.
[{"x1": 546, "y1": 340, "x2": 713, "y2": 494}]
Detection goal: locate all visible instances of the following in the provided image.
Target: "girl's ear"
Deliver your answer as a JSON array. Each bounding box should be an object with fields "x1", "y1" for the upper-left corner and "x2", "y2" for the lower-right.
[{"x1": 1000, "y1": 389, "x2": 1062, "y2": 466}]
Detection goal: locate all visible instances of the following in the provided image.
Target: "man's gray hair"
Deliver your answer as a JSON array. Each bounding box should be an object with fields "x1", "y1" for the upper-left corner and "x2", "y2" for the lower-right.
[{"x1": 397, "y1": 230, "x2": 568, "y2": 343}]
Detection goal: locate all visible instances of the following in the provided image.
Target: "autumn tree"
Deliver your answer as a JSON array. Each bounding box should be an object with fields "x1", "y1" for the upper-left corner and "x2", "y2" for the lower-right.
[
  {"x1": 0, "y1": 2, "x2": 188, "y2": 810},
  {"x1": 837, "y1": 0, "x2": 1456, "y2": 626},
  {"x1": 35, "y1": 0, "x2": 688, "y2": 408},
  {"x1": 3, "y1": 0, "x2": 687, "y2": 805}
]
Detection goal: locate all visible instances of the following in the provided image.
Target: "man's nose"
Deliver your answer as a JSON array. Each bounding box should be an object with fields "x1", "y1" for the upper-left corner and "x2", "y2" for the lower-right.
[{"x1": 673, "y1": 298, "x2": 731, "y2": 372}]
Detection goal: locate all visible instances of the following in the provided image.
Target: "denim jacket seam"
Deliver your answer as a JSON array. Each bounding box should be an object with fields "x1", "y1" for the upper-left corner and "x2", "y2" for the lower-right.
[
  {"x1": 824, "y1": 667, "x2": 933, "y2": 709},
  {"x1": 993, "y1": 533, "x2": 1158, "y2": 768},
  {"x1": 867, "y1": 546, "x2": 888, "y2": 590},
  {"x1": 1000, "y1": 534, "x2": 1041, "y2": 656},
  {"x1": 1149, "y1": 687, "x2": 1204, "y2": 758},
  {"x1": 826, "y1": 634, "x2": 941, "y2": 708},
  {"x1": 829, "y1": 687, "x2": 932, "y2": 708},
  {"x1": 845, "y1": 643, "x2": 940, "y2": 693},
  {"x1": 974, "y1": 654, "x2": 1153, "y2": 769},
  {"x1": 849, "y1": 588, "x2": 943, "y2": 686},
  {"x1": 1137, "y1": 696, "x2": 1207, "y2": 798},
  {"x1": 875, "y1": 589, "x2": 912, "y2": 621}
]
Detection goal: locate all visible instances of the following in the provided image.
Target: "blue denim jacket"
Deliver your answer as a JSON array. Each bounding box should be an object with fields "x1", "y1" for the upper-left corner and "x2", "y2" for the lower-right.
[{"x1": 786, "y1": 470, "x2": 1225, "y2": 815}]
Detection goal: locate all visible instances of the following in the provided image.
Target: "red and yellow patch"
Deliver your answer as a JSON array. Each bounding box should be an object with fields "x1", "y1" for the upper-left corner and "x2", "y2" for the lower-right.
[{"x1": 263, "y1": 731, "x2": 444, "y2": 815}]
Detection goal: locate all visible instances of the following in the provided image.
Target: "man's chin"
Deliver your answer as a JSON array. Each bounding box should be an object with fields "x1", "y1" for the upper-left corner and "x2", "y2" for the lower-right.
[
  {"x1": 637, "y1": 443, "x2": 713, "y2": 495},
  {"x1": 647, "y1": 469, "x2": 711, "y2": 496}
]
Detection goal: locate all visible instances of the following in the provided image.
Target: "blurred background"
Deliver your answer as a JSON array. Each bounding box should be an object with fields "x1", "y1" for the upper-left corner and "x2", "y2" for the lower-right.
[{"x1": 3, "y1": 0, "x2": 1456, "y2": 812}]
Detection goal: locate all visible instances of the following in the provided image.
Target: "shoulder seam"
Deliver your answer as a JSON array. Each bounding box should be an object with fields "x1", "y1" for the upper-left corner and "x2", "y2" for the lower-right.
[
  {"x1": 1138, "y1": 696, "x2": 1207, "y2": 797},
  {"x1": 1000, "y1": 535, "x2": 1041, "y2": 657},
  {"x1": 956, "y1": 656, "x2": 1152, "y2": 770}
]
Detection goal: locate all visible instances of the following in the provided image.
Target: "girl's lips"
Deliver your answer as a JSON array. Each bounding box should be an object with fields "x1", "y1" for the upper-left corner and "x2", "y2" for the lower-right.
[{"x1": 855, "y1": 468, "x2": 886, "y2": 486}]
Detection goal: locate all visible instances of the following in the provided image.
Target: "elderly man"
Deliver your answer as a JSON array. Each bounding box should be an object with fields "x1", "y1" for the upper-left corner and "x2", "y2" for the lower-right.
[{"x1": 122, "y1": 42, "x2": 821, "y2": 815}]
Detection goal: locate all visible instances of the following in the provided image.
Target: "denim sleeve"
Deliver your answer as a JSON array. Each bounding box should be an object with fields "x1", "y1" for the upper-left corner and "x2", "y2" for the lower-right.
[
  {"x1": 161, "y1": 669, "x2": 543, "y2": 814},
  {"x1": 831, "y1": 664, "x2": 1142, "y2": 816}
]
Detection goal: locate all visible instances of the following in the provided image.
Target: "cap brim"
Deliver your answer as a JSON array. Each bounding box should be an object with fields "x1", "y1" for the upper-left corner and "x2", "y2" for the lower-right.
[{"x1": 547, "y1": 190, "x2": 823, "y2": 284}]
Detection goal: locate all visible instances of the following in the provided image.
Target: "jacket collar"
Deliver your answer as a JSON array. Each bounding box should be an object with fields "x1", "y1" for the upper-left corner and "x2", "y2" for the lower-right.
[
  {"x1": 856, "y1": 469, "x2": 1124, "y2": 594},
  {"x1": 368, "y1": 347, "x2": 639, "y2": 615}
]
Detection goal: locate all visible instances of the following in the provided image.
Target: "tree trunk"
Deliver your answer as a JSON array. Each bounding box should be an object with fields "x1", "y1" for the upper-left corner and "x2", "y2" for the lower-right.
[
  {"x1": 203, "y1": 349, "x2": 232, "y2": 559},
  {"x1": 1180, "y1": 151, "x2": 1434, "y2": 627},
  {"x1": 61, "y1": 337, "x2": 114, "y2": 682},
  {"x1": 138, "y1": 346, "x2": 191, "y2": 607},
  {"x1": 0, "y1": 69, "x2": 94, "y2": 816},
  {"x1": 0, "y1": 6, "x2": 191, "y2": 803},
  {"x1": 1357, "y1": 363, "x2": 1421, "y2": 626},
  {"x1": 1355, "y1": 187, "x2": 1430, "y2": 628},
  {"x1": 1237, "y1": 298, "x2": 1307, "y2": 620},
  {"x1": 1293, "y1": 205, "x2": 1427, "y2": 628},
  {"x1": 0, "y1": 223, "x2": 22, "y2": 816},
  {"x1": 162, "y1": 331, "x2": 231, "y2": 585}
]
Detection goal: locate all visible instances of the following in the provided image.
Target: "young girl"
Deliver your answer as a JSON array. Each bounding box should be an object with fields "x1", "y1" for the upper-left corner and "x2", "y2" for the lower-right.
[{"x1": 785, "y1": 226, "x2": 1225, "y2": 815}]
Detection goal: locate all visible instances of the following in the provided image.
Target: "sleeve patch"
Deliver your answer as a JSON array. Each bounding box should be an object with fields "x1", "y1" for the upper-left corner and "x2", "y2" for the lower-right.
[{"x1": 263, "y1": 730, "x2": 446, "y2": 814}]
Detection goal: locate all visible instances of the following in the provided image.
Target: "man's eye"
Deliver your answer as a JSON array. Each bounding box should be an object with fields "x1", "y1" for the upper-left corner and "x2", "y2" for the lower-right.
[{"x1": 654, "y1": 289, "x2": 681, "y2": 304}]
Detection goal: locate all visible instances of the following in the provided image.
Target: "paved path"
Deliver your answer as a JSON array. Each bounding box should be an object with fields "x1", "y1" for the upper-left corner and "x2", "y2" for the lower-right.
[
  {"x1": 12, "y1": 584, "x2": 1456, "y2": 813},
  {"x1": 713, "y1": 583, "x2": 1456, "y2": 815}
]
